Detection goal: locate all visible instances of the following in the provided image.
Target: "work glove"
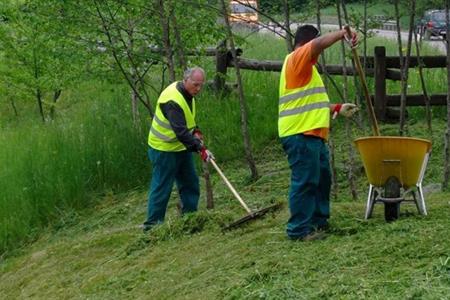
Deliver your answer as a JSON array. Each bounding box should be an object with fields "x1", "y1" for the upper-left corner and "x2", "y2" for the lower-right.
[
  {"x1": 332, "y1": 103, "x2": 359, "y2": 119},
  {"x1": 199, "y1": 146, "x2": 215, "y2": 162},
  {"x1": 343, "y1": 30, "x2": 358, "y2": 49},
  {"x1": 192, "y1": 128, "x2": 204, "y2": 142}
]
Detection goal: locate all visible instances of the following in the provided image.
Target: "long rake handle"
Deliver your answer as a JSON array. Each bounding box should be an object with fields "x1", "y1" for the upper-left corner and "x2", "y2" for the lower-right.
[
  {"x1": 209, "y1": 159, "x2": 253, "y2": 214},
  {"x1": 345, "y1": 25, "x2": 381, "y2": 136}
]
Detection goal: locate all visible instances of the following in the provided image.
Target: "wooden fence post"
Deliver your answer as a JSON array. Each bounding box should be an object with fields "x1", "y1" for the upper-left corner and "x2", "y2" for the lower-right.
[
  {"x1": 214, "y1": 40, "x2": 228, "y2": 92},
  {"x1": 374, "y1": 46, "x2": 387, "y2": 120}
]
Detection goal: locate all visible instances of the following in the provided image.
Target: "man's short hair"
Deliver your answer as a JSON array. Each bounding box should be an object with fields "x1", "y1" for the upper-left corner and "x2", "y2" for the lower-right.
[
  {"x1": 184, "y1": 67, "x2": 205, "y2": 80},
  {"x1": 294, "y1": 25, "x2": 320, "y2": 48}
]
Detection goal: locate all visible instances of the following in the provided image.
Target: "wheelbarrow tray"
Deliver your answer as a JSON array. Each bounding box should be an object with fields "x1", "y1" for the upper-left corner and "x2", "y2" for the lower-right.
[{"x1": 354, "y1": 136, "x2": 431, "y2": 188}]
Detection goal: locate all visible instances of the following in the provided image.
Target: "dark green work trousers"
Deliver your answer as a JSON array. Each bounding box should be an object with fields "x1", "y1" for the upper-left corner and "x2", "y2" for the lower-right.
[
  {"x1": 281, "y1": 134, "x2": 331, "y2": 239},
  {"x1": 144, "y1": 147, "x2": 199, "y2": 226}
]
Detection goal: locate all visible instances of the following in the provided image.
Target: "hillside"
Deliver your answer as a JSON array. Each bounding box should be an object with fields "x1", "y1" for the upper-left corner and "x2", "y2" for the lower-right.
[{"x1": 1, "y1": 144, "x2": 449, "y2": 299}]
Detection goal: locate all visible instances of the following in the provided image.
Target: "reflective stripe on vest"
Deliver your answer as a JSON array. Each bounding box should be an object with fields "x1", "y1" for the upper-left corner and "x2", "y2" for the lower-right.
[
  {"x1": 278, "y1": 53, "x2": 330, "y2": 138},
  {"x1": 148, "y1": 82, "x2": 196, "y2": 151}
]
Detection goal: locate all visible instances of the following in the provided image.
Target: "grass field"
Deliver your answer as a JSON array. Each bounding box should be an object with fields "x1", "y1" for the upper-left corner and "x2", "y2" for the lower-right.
[{"x1": 0, "y1": 140, "x2": 449, "y2": 299}]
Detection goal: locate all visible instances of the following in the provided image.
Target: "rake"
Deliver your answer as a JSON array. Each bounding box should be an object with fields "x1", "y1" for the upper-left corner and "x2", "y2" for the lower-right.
[{"x1": 209, "y1": 159, "x2": 282, "y2": 230}]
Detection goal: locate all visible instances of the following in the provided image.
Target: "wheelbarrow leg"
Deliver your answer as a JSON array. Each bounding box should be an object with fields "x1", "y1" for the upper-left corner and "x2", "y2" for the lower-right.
[
  {"x1": 417, "y1": 183, "x2": 428, "y2": 215},
  {"x1": 415, "y1": 151, "x2": 430, "y2": 216},
  {"x1": 365, "y1": 184, "x2": 376, "y2": 220}
]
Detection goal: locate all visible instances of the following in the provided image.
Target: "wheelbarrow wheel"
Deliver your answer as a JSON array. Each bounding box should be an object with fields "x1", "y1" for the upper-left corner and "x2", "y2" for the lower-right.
[
  {"x1": 383, "y1": 176, "x2": 401, "y2": 222},
  {"x1": 384, "y1": 202, "x2": 400, "y2": 222}
]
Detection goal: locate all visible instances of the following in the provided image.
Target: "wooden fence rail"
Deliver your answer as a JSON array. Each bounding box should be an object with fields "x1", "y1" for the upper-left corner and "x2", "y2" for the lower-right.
[
  {"x1": 224, "y1": 46, "x2": 446, "y2": 120},
  {"x1": 152, "y1": 44, "x2": 446, "y2": 120}
]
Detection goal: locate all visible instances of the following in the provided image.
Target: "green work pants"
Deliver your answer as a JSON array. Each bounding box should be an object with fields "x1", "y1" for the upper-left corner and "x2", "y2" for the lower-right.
[
  {"x1": 144, "y1": 147, "x2": 199, "y2": 226},
  {"x1": 281, "y1": 134, "x2": 331, "y2": 239}
]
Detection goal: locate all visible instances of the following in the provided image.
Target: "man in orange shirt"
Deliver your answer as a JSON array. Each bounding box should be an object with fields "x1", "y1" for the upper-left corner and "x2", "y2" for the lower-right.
[{"x1": 278, "y1": 25, "x2": 358, "y2": 241}]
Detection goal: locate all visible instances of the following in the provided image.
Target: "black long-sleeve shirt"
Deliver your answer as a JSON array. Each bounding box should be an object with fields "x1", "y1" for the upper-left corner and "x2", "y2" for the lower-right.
[{"x1": 160, "y1": 82, "x2": 202, "y2": 152}]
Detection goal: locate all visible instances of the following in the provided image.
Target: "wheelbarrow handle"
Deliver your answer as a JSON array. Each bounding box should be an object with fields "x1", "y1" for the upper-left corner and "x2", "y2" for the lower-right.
[
  {"x1": 209, "y1": 159, "x2": 253, "y2": 214},
  {"x1": 344, "y1": 25, "x2": 381, "y2": 136}
]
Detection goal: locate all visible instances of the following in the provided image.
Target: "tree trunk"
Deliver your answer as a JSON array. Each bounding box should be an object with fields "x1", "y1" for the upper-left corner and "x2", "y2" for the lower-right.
[
  {"x1": 219, "y1": 0, "x2": 258, "y2": 180},
  {"x1": 158, "y1": 0, "x2": 175, "y2": 82},
  {"x1": 341, "y1": 0, "x2": 364, "y2": 129},
  {"x1": 394, "y1": 0, "x2": 406, "y2": 135},
  {"x1": 126, "y1": 21, "x2": 140, "y2": 125},
  {"x1": 338, "y1": 1, "x2": 357, "y2": 201},
  {"x1": 171, "y1": 10, "x2": 187, "y2": 71},
  {"x1": 283, "y1": 0, "x2": 293, "y2": 52},
  {"x1": 32, "y1": 46, "x2": 45, "y2": 122},
  {"x1": 203, "y1": 161, "x2": 214, "y2": 209},
  {"x1": 398, "y1": 0, "x2": 415, "y2": 136},
  {"x1": 443, "y1": 1, "x2": 450, "y2": 189},
  {"x1": 130, "y1": 82, "x2": 139, "y2": 124},
  {"x1": 49, "y1": 89, "x2": 62, "y2": 120},
  {"x1": 414, "y1": 21, "x2": 432, "y2": 134},
  {"x1": 363, "y1": 0, "x2": 368, "y2": 74}
]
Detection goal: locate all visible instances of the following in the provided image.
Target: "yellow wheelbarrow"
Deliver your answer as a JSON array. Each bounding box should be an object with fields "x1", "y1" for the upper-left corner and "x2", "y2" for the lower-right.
[{"x1": 354, "y1": 136, "x2": 431, "y2": 221}]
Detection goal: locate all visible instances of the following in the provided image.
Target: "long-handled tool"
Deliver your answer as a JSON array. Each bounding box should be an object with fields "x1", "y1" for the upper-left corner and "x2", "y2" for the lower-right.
[
  {"x1": 344, "y1": 25, "x2": 381, "y2": 136},
  {"x1": 209, "y1": 159, "x2": 281, "y2": 230}
]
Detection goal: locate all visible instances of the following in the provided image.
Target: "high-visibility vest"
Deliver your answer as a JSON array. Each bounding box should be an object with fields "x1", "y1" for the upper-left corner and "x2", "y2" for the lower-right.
[
  {"x1": 278, "y1": 53, "x2": 330, "y2": 138},
  {"x1": 148, "y1": 82, "x2": 196, "y2": 152}
]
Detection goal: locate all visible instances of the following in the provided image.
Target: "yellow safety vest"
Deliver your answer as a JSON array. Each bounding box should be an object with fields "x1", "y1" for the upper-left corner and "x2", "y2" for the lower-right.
[
  {"x1": 278, "y1": 53, "x2": 330, "y2": 138},
  {"x1": 148, "y1": 82, "x2": 196, "y2": 152}
]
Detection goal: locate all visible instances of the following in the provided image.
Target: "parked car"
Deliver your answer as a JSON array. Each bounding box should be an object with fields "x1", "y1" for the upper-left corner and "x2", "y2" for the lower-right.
[{"x1": 417, "y1": 10, "x2": 449, "y2": 40}]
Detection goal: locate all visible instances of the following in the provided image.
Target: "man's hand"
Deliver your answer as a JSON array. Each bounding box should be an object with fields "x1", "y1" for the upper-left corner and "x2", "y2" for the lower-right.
[
  {"x1": 332, "y1": 103, "x2": 359, "y2": 119},
  {"x1": 193, "y1": 128, "x2": 203, "y2": 142},
  {"x1": 199, "y1": 147, "x2": 215, "y2": 162},
  {"x1": 343, "y1": 29, "x2": 358, "y2": 49}
]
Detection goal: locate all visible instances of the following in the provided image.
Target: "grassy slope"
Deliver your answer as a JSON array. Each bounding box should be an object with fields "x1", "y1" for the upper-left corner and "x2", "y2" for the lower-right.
[{"x1": 0, "y1": 141, "x2": 449, "y2": 299}]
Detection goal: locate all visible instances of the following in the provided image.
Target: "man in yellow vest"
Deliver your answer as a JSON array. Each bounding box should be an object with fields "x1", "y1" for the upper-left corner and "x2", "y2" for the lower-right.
[
  {"x1": 143, "y1": 67, "x2": 214, "y2": 231},
  {"x1": 279, "y1": 25, "x2": 358, "y2": 241}
]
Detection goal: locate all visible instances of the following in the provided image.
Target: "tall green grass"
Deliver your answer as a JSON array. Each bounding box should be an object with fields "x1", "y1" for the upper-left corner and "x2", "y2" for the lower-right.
[{"x1": 0, "y1": 83, "x2": 149, "y2": 253}]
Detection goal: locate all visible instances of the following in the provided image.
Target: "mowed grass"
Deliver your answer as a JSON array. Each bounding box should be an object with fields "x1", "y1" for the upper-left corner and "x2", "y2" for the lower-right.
[{"x1": 0, "y1": 141, "x2": 449, "y2": 299}]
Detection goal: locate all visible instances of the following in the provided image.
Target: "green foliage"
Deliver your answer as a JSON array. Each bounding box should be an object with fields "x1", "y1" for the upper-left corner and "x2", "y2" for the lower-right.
[{"x1": 0, "y1": 0, "x2": 93, "y2": 120}]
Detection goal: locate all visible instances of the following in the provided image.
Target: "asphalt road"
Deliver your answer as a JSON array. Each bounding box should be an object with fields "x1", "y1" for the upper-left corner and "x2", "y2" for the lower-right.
[
  {"x1": 371, "y1": 28, "x2": 447, "y2": 53},
  {"x1": 259, "y1": 23, "x2": 447, "y2": 53}
]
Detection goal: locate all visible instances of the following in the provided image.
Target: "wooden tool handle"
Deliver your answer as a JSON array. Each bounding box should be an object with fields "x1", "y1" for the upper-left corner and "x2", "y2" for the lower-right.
[
  {"x1": 344, "y1": 25, "x2": 381, "y2": 136},
  {"x1": 209, "y1": 159, "x2": 253, "y2": 214}
]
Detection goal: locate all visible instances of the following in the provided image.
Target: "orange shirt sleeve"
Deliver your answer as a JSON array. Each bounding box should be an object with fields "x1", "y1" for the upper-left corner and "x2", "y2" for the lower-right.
[{"x1": 285, "y1": 41, "x2": 319, "y2": 89}]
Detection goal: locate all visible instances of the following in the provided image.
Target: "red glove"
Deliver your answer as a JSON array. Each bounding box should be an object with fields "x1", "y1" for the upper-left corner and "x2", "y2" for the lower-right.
[
  {"x1": 332, "y1": 103, "x2": 342, "y2": 113},
  {"x1": 199, "y1": 146, "x2": 215, "y2": 162},
  {"x1": 193, "y1": 128, "x2": 203, "y2": 142},
  {"x1": 332, "y1": 103, "x2": 342, "y2": 119}
]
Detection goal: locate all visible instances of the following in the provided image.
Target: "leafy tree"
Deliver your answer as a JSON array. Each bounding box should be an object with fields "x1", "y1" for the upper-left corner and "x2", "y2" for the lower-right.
[{"x1": 0, "y1": 1, "x2": 89, "y2": 121}]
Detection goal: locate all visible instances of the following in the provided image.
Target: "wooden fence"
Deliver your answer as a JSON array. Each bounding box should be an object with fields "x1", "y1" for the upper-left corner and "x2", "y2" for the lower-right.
[{"x1": 213, "y1": 45, "x2": 446, "y2": 120}]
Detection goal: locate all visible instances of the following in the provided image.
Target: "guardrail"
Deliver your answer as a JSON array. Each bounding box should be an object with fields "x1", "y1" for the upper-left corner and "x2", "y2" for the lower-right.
[{"x1": 381, "y1": 21, "x2": 397, "y2": 31}]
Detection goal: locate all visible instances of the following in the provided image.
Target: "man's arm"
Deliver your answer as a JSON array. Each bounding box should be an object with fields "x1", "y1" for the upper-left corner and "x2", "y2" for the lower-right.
[
  {"x1": 160, "y1": 101, "x2": 202, "y2": 152},
  {"x1": 311, "y1": 29, "x2": 356, "y2": 59}
]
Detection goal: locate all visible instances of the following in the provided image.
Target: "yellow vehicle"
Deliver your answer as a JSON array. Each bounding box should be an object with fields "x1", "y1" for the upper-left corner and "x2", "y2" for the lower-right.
[{"x1": 229, "y1": 0, "x2": 259, "y2": 25}]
